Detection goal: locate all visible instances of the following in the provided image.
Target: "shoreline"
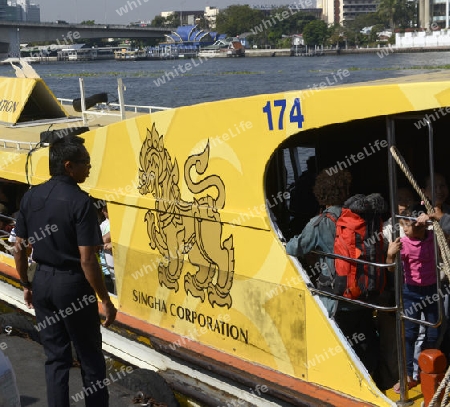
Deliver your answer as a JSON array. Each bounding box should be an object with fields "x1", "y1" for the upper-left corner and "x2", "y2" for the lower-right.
[
  {"x1": 2, "y1": 45, "x2": 450, "y2": 65},
  {"x1": 246, "y1": 45, "x2": 450, "y2": 57}
]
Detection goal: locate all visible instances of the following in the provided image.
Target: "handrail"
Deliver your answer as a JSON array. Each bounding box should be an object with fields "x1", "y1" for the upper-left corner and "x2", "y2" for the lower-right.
[
  {"x1": 0, "y1": 214, "x2": 15, "y2": 223},
  {"x1": 311, "y1": 250, "x2": 395, "y2": 268},
  {"x1": 0, "y1": 139, "x2": 39, "y2": 152},
  {"x1": 308, "y1": 250, "x2": 396, "y2": 311},
  {"x1": 57, "y1": 98, "x2": 170, "y2": 114},
  {"x1": 307, "y1": 284, "x2": 397, "y2": 311}
]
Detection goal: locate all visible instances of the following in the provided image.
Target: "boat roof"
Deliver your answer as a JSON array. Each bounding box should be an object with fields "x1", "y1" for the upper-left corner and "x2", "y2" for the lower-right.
[
  {"x1": 0, "y1": 76, "x2": 143, "y2": 146},
  {"x1": 0, "y1": 77, "x2": 67, "y2": 126}
]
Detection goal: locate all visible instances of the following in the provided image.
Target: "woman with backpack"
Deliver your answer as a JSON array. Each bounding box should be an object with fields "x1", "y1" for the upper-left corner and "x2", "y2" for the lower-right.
[
  {"x1": 286, "y1": 168, "x2": 351, "y2": 317},
  {"x1": 286, "y1": 169, "x2": 380, "y2": 377}
]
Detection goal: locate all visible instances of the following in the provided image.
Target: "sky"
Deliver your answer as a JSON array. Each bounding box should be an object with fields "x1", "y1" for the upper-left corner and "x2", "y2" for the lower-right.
[{"x1": 38, "y1": 1, "x2": 296, "y2": 25}]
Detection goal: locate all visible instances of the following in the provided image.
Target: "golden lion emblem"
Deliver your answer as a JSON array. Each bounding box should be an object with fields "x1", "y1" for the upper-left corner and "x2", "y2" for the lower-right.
[{"x1": 138, "y1": 124, "x2": 235, "y2": 308}]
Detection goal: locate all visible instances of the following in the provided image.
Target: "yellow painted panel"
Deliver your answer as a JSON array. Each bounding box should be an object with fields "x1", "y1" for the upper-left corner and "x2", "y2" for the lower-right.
[{"x1": 0, "y1": 77, "x2": 67, "y2": 124}]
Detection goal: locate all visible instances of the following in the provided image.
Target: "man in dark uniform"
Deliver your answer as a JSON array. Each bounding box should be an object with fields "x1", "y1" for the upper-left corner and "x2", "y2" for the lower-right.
[{"x1": 13, "y1": 135, "x2": 117, "y2": 407}]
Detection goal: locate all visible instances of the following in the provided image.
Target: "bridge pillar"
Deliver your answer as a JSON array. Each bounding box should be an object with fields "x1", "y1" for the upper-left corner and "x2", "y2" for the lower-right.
[{"x1": 8, "y1": 27, "x2": 20, "y2": 58}]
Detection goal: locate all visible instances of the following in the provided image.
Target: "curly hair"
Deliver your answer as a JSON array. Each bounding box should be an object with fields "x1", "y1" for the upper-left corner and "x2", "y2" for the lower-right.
[{"x1": 313, "y1": 169, "x2": 352, "y2": 206}]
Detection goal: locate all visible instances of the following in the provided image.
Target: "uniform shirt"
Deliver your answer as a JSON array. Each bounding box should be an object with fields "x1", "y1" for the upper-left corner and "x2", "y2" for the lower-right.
[
  {"x1": 15, "y1": 175, "x2": 102, "y2": 270},
  {"x1": 401, "y1": 230, "x2": 436, "y2": 286}
]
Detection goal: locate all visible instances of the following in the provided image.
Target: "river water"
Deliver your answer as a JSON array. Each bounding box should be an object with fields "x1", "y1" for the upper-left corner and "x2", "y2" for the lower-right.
[{"x1": 1, "y1": 51, "x2": 450, "y2": 107}]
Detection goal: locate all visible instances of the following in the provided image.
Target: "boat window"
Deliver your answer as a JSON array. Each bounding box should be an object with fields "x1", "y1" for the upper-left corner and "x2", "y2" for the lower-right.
[
  {"x1": 266, "y1": 110, "x2": 450, "y2": 243},
  {"x1": 265, "y1": 145, "x2": 318, "y2": 239},
  {"x1": 266, "y1": 115, "x2": 393, "y2": 240}
]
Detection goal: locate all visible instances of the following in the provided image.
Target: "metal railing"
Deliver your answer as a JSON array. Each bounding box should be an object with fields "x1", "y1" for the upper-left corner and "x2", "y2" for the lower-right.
[
  {"x1": 58, "y1": 98, "x2": 170, "y2": 114},
  {"x1": 57, "y1": 77, "x2": 171, "y2": 123},
  {"x1": 0, "y1": 139, "x2": 40, "y2": 152},
  {"x1": 310, "y1": 250, "x2": 397, "y2": 311}
]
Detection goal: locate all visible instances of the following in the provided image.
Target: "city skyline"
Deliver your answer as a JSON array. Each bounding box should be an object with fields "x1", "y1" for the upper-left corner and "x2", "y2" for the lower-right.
[{"x1": 38, "y1": 1, "x2": 296, "y2": 25}]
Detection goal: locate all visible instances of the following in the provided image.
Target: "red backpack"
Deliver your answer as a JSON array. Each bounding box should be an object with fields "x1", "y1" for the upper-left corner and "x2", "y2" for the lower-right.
[{"x1": 333, "y1": 194, "x2": 387, "y2": 300}]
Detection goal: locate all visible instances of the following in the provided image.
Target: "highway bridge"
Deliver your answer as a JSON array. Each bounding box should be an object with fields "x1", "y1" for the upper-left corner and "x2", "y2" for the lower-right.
[{"x1": 0, "y1": 21, "x2": 173, "y2": 57}]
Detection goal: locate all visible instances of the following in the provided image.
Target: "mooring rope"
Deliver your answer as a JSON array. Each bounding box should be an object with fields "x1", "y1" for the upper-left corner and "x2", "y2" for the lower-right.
[{"x1": 390, "y1": 145, "x2": 450, "y2": 406}]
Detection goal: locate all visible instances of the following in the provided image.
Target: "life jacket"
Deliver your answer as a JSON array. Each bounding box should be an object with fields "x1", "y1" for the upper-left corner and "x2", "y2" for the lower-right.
[{"x1": 333, "y1": 194, "x2": 387, "y2": 300}]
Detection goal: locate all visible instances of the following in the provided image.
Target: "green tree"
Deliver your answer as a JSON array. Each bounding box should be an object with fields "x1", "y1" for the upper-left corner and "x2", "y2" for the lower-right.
[
  {"x1": 328, "y1": 23, "x2": 345, "y2": 47},
  {"x1": 165, "y1": 12, "x2": 181, "y2": 28},
  {"x1": 302, "y1": 20, "x2": 329, "y2": 46},
  {"x1": 249, "y1": 7, "x2": 317, "y2": 47},
  {"x1": 347, "y1": 13, "x2": 384, "y2": 32},
  {"x1": 216, "y1": 5, "x2": 264, "y2": 36},
  {"x1": 343, "y1": 13, "x2": 385, "y2": 46},
  {"x1": 80, "y1": 20, "x2": 95, "y2": 25},
  {"x1": 150, "y1": 15, "x2": 166, "y2": 28},
  {"x1": 394, "y1": 0, "x2": 416, "y2": 28},
  {"x1": 368, "y1": 24, "x2": 386, "y2": 42},
  {"x1": 269, "y1": 8, "x2": 317, "y2": 36},
  {"x1": 294, "y1": 14, "x2": 317, "y2": 33},
  {"x1": 377, "y1": 0, "x2": 397, "y2": 30}
]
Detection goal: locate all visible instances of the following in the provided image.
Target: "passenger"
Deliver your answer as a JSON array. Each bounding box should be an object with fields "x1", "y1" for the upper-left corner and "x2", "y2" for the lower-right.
[
  {"x1": 0, "y1": 204, "x2": 14, "y2": 247},
  {"x1": 286, "y1": 170, "x2": 380, "y2": 377},
  {"x1": 415, "y1": 173, "x2": 450, "y2": 365},
  {"x1": 387, "y1": 204, "x2": 440, "y2": 393},
  {"x1": 383, "y1": 187, "x2": 416, "y2": 241},
  {"x1": 288, "y1": 156, "x2": 319, "y2": 236},
  {"x1": 416, "y1": 172, "x2": 450, "y2": 230},
  {"x1": 286, "y1": 168, "x2": 351, "y2": 317},
  {"x1": 99, "y1": 204, "x2": 115, "y2": 294}
]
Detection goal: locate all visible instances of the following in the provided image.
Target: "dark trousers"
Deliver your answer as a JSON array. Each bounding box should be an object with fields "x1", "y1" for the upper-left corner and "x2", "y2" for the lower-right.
[
  {"x1": 403, "y1": 283, "x2": 440, "y2": 378},
  {"x1": 334, "y1": 305, "x2": 379, "y2": 375},
  {"x1": 33, "y1": 265, "x2": 108, "y2": 407}
]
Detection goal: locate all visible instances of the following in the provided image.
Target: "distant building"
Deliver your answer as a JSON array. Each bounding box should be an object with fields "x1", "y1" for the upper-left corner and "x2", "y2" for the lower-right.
[
  {"x1": 250, "y1": 4, "x2": 322, "y2": 20},
  {"x1": 161, "y1": 9, "x2": 204, "y2": 26},
  {"x1": 205, "y1": 6, "x2": 218, "y2": 29},
  {"x1": 4, "y1": 0, "x2": 40, "y2": 22},
  {"x1": 25, "y1": 2, "x2": 40, "y2": 22},
  {"x1": 164, "y1": 24, "x2": 223, "y2": 47},
  {"x1": 422, "y1": 0, "x2": 449, "y2": 29},
  {"x1": 317, "y1": 0, "x2": 376, "y2": 24},
  {"x1": 161, "y1": 6, "x2": 218, "y2": 29}
]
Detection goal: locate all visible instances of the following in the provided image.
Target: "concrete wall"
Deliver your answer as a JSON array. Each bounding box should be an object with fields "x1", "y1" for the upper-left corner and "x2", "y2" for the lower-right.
[{"x1": 396, "y1": 30, "x2": 450, "y2": 48}]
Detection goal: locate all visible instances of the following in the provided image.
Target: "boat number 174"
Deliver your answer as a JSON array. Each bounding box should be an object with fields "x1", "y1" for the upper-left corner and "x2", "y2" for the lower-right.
[{"x1": 262, "y1": 98, "x2": 304, "y2": 131}]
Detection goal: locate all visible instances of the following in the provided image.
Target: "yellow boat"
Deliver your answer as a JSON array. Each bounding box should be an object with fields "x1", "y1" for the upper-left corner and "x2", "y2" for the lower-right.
[{"x1": 0, "y1": 64, "x2": 450, "y2": 406}]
